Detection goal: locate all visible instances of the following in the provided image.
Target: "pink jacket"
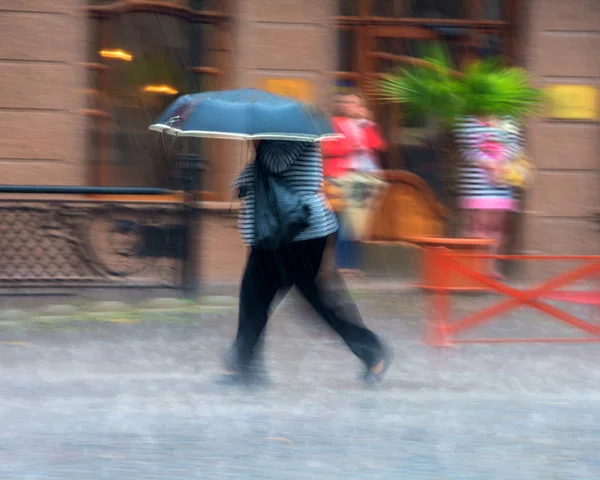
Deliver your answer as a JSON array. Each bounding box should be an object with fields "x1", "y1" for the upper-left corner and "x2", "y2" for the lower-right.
[{"x1": 320, "y1": 116, "x2": 386, "y2": 178}]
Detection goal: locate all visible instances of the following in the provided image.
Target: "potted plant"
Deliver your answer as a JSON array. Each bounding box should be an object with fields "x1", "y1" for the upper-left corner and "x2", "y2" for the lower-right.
[
  {"x1": 375, "y1": 43, "x2": 544, "y2": 291},
  {"x1": 377, "y1": 43, "x2": 544, "y2": 124}
]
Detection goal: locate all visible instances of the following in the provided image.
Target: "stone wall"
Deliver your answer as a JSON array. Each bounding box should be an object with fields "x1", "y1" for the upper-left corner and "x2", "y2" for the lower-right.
[
  {"x1": 0, "y1": 1, "x2": 88, "y2": 185},
  {"x1": 522, "y1": 0, "x2": 599, "y2": 270},
  {"x1": 212, "y1": 0, "x2": 338, "y2": 198},
  {"x1": 2, "y1": 1, "x2": 597, "y2": 284},
  {"x1": 198, "y1": 0, "x2": 340, "y2": 280},
  {"x1": 199, "y1": 212, "x2": 246, "y2": 285}
]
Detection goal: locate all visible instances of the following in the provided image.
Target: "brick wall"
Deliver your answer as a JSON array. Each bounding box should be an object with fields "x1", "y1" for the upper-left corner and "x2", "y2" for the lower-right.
[
  {"x1": 212, "y1": 0, "x2": 338, "y2": 199},
  {"x1": 0, "y1": 1, "x2": 88, "y2": 185},
  {"x1": 522, "y1": 0, "x2": 600, "y2": 266}
]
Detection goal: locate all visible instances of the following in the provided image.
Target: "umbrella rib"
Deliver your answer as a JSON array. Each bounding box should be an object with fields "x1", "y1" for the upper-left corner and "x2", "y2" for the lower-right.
[
  {"x1": 304, "y1": 105, "x2": 322, "y2": 138},
  {"x1": 247, "y1": 96, "x2": 254, "y2": 141}
]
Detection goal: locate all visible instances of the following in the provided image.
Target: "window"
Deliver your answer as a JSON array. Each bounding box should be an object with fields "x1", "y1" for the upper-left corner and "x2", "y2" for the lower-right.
[
  {"x1": 335, "y1": 0, "x2": 517, "y2": 171},
  {"x1": 85, "y1": 1, "x2": 229, "y2": 189},
  {"x1": 373, "y1": 0, "x2": 467, "y2": 18}
]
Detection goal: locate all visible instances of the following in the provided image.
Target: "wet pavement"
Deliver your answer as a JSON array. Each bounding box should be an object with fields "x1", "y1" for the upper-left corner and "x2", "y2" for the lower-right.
[{"x1": 1, "y1": 291, "x2": 600, "y2": 479}]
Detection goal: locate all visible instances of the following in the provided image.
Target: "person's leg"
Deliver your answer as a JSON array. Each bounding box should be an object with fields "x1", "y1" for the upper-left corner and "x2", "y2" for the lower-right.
[
  {"x1": 348, "y1": 238, "x2": 361, "y2": 271},
  {"x1": 286, "y1": 237, "x2": 391, "y2": 381},
  {"x1": 469, "y1": 208, "x2": 507, "y2": 277},
  {"x1": 227, "y1": 248, "x2": 282, "y2": 378},
  {"x1": 487, "y1": 209, "x2": 508, "y2": 276},
  {"x1": 335, "y1": 214, "x2": 360, "y2": 272},
  {"x1": 464, "y1": 208, "x2": 497, "y2": 278},
  {"x1": 334, "y1": 214, "x2": 352, "y2": 270},
  {"x1": 461, "y1": 209, "x2": 475, "y2": 238},
  {"x1": 488, "y1": 210, "x2": 507, "y2": 252},
  {"x1": 468, "y1": 209, "x2": 488, "y2": 239}
]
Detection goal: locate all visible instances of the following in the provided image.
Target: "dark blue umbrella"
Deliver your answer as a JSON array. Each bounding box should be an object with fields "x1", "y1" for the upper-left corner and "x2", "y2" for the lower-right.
[{"x1": 149, "y1": 88, "x2": 338, "y2": 142}]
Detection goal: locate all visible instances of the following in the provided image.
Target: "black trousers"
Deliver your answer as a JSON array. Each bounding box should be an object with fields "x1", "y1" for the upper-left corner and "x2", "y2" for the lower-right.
[{"x1": 232, "y1": 236, "x2": 383, "y2": 371}]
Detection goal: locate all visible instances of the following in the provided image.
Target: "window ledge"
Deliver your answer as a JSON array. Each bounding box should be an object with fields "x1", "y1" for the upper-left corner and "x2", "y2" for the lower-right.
[
  {"x1": 87, "y1": 2, "x2": 228, "y2": 24},
  {"x1": 198, "y1": 200, "x2": 240, "y2": 213}
]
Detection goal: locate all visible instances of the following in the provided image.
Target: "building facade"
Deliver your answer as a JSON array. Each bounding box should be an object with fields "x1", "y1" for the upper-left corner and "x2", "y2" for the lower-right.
[{"x1": 0, "y1": 0, "x2": 598, "y2": 275}]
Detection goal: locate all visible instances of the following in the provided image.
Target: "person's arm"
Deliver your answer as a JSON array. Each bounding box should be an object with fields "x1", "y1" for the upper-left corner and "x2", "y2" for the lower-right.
[
  {"x1": 259, "y1": 141, "x2": 308, "y2": 174},
  {"x1": 320, "y1": 118, "x2": 352, "y2": 158},
  {"x1": 363, "y1": 123, "x2": 387, "y2": 152},
  {"x1": 321, "y1": 136, "x2": 351, "y2": 158}
]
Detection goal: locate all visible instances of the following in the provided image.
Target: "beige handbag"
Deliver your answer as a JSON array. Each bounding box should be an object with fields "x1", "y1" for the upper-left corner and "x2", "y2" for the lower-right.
[
  {"x1": 501, "y1": 150, "x2": 535, "y2": 189},
  {"x1": 339, "y1": 172, "x2": 387, "y2": 240}
]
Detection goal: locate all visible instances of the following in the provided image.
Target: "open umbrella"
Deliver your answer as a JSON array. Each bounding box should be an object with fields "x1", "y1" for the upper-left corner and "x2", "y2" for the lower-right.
[{"x1": 149, "y1": 88, "x2": 338, "y2": 142}]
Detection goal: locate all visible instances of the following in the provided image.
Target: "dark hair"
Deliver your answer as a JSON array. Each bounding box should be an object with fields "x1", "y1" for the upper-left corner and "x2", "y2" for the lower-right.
[
  {"x1": 334, "y1": 90, "x2": 365, "y2": 116},
  {"x1": 343, "y1": 89, "x2": 364, "y2": 101}
]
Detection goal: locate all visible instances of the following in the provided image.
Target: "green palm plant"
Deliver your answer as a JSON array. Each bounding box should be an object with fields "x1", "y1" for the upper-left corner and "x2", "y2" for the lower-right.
[
  {"x1": 376, "y1": 43, "x2": 464, "y2": 123},
  {"x1": 374, "y1": 43, "x2": 545, "y2": 228},
  {"x1": 375, "y1": 42, "x2": 545, "y2": 123},
  {"x1": 458, "y1": 58, "x2": 545, "y2": 118}
]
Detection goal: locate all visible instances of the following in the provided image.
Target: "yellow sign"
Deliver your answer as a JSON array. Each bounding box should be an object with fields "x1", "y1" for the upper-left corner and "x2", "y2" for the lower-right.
[
  {"x1": 262, "y1": 78, "x2": 313, "y2": 103},
  {"x1": 546, "y1": 85, "x2": 598, "y2": 121}
]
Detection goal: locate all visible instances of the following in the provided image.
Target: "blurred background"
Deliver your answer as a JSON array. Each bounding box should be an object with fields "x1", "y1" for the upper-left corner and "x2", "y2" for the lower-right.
[
  {"x1": 0, "y1": 0, "x2": 598, "y2": 286},
  {"x1": 0, "y1": 4, "x2": 599, "y2": 479}
]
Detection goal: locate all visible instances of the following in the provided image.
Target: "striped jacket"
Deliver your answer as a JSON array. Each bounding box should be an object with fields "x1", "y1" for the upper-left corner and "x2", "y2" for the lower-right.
[
  {"x1": 233, "y1": 141, "x2": 338, "y2": 246},
  {"x1": 454, "y1": 116, "x2": 523, "y2": 201}
]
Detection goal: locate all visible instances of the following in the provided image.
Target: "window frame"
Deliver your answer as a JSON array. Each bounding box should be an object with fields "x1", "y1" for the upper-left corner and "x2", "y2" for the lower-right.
[
  {"x1": 83, "y1": 0, "x2": 232, "y2": 200},
  {"x1": 332, "y1": 0, "x2": 521, "y2": 169}
]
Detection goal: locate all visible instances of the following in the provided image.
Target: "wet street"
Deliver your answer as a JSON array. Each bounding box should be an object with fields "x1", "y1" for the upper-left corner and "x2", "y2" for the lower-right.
[{"x1": 1, "y1": 291, "x2": 599, "y2": 479}]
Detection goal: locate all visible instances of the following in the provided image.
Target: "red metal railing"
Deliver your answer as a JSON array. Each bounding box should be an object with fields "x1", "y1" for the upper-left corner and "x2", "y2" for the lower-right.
[{"x1": 425, "y1": 247, "x2": 600, "y2": 346}]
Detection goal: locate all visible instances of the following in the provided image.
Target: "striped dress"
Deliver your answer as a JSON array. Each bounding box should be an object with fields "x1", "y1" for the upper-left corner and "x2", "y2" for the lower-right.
[
  {"x1": 233, "y1": 141, "x2": 338, "y2": 246},
  {"x1": 454, "y1": 116, "x2": 523, "y2": 211}
]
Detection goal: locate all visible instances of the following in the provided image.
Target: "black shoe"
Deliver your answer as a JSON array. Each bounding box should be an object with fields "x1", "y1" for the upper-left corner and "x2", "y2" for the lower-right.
[
  {"x1": 363, "y1": 342, "x2": 394, "y2": 384},
  {"x1": 215, "y1": 370, "x2": 253, "y2": 387},
  {"x1": 217, "y1": 349, "x2": 270, "y2": 388},
  {"x1": 215, "y1": 369, "x2": 270, "y2": 388}
]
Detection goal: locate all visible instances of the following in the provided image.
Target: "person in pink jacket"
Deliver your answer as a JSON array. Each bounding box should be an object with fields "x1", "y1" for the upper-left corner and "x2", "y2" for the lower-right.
[
  {"x1": 322, "y1": 93, "x2": 386, "y2": 178},
  {"x1": 321, "y1": 92, "x2": 387, "y2": 272}
]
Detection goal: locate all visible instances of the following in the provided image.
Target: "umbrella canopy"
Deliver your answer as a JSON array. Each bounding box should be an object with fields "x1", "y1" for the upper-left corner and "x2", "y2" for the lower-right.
[{"x1": 149, "y1": 88, "x2": 339, "y2": 142}]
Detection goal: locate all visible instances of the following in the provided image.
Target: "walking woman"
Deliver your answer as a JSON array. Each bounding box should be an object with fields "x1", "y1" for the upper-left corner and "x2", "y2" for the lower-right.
[
  {"x1": 455, "y1": 116, "x2": 522, "y2": 277},
  {"x1": 321, "y1": 92, "x2": 386, "y2": 273},
  {"x1": 222, "y1": 140, "x2": 392, "y2": 386}
]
